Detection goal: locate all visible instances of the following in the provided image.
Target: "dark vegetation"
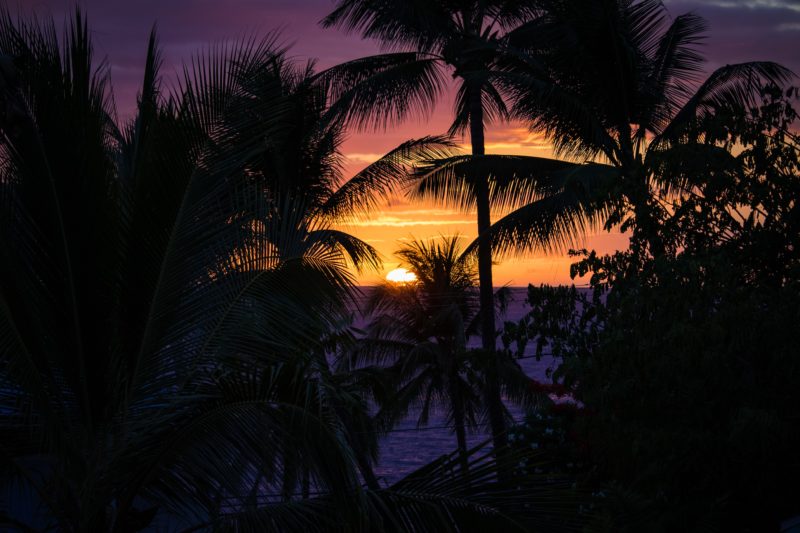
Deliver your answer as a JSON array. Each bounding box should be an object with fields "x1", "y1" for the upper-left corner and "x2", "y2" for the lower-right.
[
  {"x1": 511, "y1": 87, "x2": 800, "y2": 531},
  {"x1": 0, "y1": 1, "x2": 797, "y2": 531}
]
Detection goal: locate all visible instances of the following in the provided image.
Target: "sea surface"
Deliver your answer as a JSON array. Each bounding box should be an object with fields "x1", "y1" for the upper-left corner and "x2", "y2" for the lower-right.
[{"x1": 350, "y1": 286, "x2": 560, "y2": 486}]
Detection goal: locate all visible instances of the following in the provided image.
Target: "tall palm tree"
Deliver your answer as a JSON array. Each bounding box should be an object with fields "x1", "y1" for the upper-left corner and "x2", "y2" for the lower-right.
[
  {"x1": 479, "y1": 0, "x2": 794, "y2": 256},
  {"x1": 320, "y1": 0, "x2": 542, "y2": 452}
]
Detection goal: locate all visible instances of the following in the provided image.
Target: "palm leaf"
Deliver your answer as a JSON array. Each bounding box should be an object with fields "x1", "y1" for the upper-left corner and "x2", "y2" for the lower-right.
[
  {"x1": 412, "y1": 154, "x2": 578, "y2": 212},
  {"x1": 320, "y1": 0, "x2": 456, "y2": 51},
  {"x1": 482, "y1": 163, "x2": 620, "y2": 257},
  {"x1": 639, "y1": 12, "x2": 707, "y2": 136},
  {"x1": 315, "y1": 53, "x2": 446, "y2": 131},
  {"x1": 213, "y1": 439, "x2": 586, "y2": 531},
  {"x1": 656, "y1": 61, "x2": 795, "y2": 143},
  {"x1": 319, "y1": 135, "x2": 454, "y2": 222}
]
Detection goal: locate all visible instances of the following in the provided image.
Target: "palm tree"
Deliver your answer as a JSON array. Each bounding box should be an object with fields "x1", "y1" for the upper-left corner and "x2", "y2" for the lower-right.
[
  {"x1": 0, "y1": 10, "x2": 563, "y2": 529},
  {"x1": 0, "y1": 10, "x2": 444, "y2": 529},
  {"x1": 226, "y1": 53, "x2": 454, "y2": 493},
  {"x1": 478, "y1": 0, "x2": 794, "y2": 257},
  {"x1": 366, "y1": 237, "x2": 481, "y2": 473},
  {"x1": 320, "y1": 0, "x2": 543, "y2": 453},
  {"x1": 346, "y1": 236, "x2": 537, "y2": 475},
  {"x1": 229, "y1": 52, "x2": 452, "y2": 277}
]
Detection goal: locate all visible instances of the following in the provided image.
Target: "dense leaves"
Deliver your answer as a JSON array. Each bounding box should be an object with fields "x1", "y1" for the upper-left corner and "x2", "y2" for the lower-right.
[
  {"x1": 513, "y1": 88, "x2": 800, "y2": 530},
  {"x1": 486, "y1": 0, "x2": 792, "y2": 258},
  {"x1": 1, "y1": 2, "x2": 797, "y2": 531},
  {"x1": 0, "y1": 10, "x2": 381, "y2": 530},
  {"x1": 0, "y1": 8, "x2": 581, "y2": 531}
]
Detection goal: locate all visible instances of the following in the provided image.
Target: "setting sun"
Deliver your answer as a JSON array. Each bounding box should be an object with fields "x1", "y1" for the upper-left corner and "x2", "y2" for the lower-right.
[{"x1": 385, "y1": 268, "x2": 417, "y2": 284}]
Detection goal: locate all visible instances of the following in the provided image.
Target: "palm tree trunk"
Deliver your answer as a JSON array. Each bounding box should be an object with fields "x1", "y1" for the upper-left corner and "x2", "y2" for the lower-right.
[
  {"x1": 301, "y1": 465, "x2": 310, "y2": 499},
  {"x1": 281, "y1": 451, "x2": 297, "y2": 502},
  {"x1": 449, "y1": 371, "x2": 470, "y2": 476},
  {"x1": 467, "y1": 81, "x2": 508, "y2": 457},
  {"x1": 356, "y1": 449, "x2": 381, "y2": 490},
  {"x1": 619, "y1": 128, "x2": 666, "y2": 257}
]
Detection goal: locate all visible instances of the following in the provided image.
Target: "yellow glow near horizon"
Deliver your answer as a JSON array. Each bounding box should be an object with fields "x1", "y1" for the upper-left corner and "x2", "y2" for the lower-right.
[{"x1": 386, "y1": 268, "x2": 417, "y2": 284}]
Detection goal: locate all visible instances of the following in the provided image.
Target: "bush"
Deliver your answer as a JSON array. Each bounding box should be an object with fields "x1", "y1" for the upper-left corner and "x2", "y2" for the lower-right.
[{"x1": 514, "y1": 87, "x2": 800, "y2": 530}]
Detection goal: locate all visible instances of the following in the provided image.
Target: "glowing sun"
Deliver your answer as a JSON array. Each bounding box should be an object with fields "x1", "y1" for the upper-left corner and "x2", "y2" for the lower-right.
[{"x1": 386, "y1": 268, "x2": 417, "y2": 284}]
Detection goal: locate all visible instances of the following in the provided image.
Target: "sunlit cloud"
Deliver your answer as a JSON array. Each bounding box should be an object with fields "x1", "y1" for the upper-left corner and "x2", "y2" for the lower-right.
[
  {"x1": 345, "y1": 216, "x2": 475, "y2": 227},
  {"x1": 484, "y1": 142, "x2": 551, "y2": 151},
  {"x1": 451, "y1": 127, "x2": 555, "y2": 155},
  {"x1": 388, "y1": 208, "x2": 475, "y2": 216},
  {"x1": 668, "y1": 0, "x2": 800, "y2": 10},
  {"x1": 345, "y1": 152, "x2": 386, "y2": 163}
]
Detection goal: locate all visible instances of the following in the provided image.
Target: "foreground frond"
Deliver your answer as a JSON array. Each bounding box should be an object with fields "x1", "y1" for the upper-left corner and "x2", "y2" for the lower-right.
[
  {"x1": 320, "y1": 135, "x2": 455, "y2": 222},
  {"x1": 412, "y1": 154, "x2": 577, "y2": 212},
  {"x1": 482, "y1": 164, "x2": 620, "y2": 257}
]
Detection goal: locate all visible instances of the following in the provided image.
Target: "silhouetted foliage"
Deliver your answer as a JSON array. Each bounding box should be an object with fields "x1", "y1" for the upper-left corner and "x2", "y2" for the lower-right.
[
  {"x1": 348, "y1": 237, "x2": 538, "y2": 474},
  {"x1": 512, "y1": 86, "x2": 800, "y2": 530},
  {"x1": 0, "y1": 9, "x2": 584, "y2": 531},
  {"x1": 486, "y1": 0, "x2": 792, "y2": 259}
]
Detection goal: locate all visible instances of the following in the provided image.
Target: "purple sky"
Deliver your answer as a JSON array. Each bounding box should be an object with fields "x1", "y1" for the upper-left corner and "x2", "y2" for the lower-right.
[
  {"x1": 12, "y1": 0, "x2": 800, "y2": 123},
  {"x1": 12, "y1": 1, "x2": 381, "y2": 121},
  {"x1": 8, "y1": 0, "x2": 800, "y2": 284}
]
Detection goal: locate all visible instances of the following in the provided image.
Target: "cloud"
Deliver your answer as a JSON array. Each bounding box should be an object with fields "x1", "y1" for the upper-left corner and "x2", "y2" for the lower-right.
[
  {"x1": 386, "y1": 208, "x2": 474, "y2": 216},
  {"x1": 344, "y1": 216, "x2": 475, "y2": 228},
  {"x1": 662, "y1": 0, "x2": 800, "y2": 74},
  {"x1": 344, "y1": 153, "x2": 386, "y2": 163},
  {"x1": 668, "y1": 0, "x2": 800, "y2": 11}
]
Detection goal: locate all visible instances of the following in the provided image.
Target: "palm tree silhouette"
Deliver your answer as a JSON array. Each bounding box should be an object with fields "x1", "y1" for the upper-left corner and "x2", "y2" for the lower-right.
[
  {"x1": 321, "y1": 0, "x2": 540, "y2": 453},
  {"x1": 483, "y1": 0, "x2": 794, "y2": 256},
  {"x1": 229, "y1": 53, "x2": 451, "y2": 275},
  {"x1": 363, "y1": 237, "x2": 481, "y2": 473},
  {"x1": 228, "y1": 54, "x2": 453, "y2": 492},
  {"x1": 349, "y1": 236, "x2": 536, "y2": 474},
  {"x1": 0, "y1": 10, "x2": 447, "y2": 528}
]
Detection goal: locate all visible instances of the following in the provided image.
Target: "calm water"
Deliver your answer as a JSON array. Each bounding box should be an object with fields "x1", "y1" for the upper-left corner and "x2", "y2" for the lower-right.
[{"x1": 351, "y1": 286, "x2": 559, "y2": 486}]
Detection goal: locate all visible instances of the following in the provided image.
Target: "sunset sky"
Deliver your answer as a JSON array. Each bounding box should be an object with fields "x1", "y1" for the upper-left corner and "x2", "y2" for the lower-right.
[{"x1": 12, "y1": 0, "x2": 800, "y2": 285}]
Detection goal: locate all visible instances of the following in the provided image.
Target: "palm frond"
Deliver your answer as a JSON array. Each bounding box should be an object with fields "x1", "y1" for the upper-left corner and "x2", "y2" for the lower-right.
[
  {"x1": 215, "y1": 439, "x2": 586, "y2": 531},
  {"x1": 655, "y1": 61, "x2": 794, "y2": 143},
  {"x1": 320, "y1": 0, "x2": 456, "y2": 51},
  {"x1": 481, "y1": 163, "x2": 620, "y2": 257},
  {"x1": 412, "y1": 154, "x2": 577, "y2": 212},
  {"x1": 640, "y1": 12, "x2": 707, "y2": 134},
  {"x1": 319, "y1": 135, "x2": 455, "y2": 222},
  {"x1": 315, "y1": 53, "x2": 446, "y2": 131},
  {"x1": 503, "y1": 69, "x2": 619, "y2": 162},
  {"x1": 306, "y1": 229, "x2": 383, "y2": 272}
]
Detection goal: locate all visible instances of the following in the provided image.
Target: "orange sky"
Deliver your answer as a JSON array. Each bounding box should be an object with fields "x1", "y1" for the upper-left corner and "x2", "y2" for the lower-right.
[{"x1": 336, "y1": 90, "x2": 628, "y2": 287}]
